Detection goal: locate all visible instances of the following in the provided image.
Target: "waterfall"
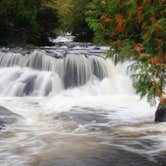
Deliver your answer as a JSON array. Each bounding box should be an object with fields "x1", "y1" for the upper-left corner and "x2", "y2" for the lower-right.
[
  {"x1": 0, "y1": 52, "x2": 22, "y2": 67},
  {"x1": 0, "y1": 38, "x2": 133, "y2": 97}
]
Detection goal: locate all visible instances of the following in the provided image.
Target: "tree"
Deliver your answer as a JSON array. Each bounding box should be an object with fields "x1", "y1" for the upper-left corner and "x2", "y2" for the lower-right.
[
  {"x1": 0, "y1": 0, "x2": 59, "y2": 46},
  {"x1": 55, "y1": 0, "x2": 93, "y2": 41},
  {"x1": 87, "y1": 0, "x2": 166, "y2": 105}
]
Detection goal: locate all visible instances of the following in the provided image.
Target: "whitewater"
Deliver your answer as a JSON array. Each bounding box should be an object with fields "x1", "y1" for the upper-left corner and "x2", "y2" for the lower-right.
[{"x1": 0, "y1": 36, "x2": 165, "y2": 166}]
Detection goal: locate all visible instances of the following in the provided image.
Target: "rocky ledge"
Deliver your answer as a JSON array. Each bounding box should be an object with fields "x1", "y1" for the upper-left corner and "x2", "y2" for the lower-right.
[
  {"x1": 155, "y1": 104, "x2": 166, "y2": 122},
  {"x1": 0, "y1": 106, "x2": 22, "y2": 129}
]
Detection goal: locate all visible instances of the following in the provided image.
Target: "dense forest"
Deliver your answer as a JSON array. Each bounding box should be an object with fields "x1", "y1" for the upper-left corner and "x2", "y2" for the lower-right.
[
  {"x1": 0, "y1": 0, "x2": 59, "y2": 46},
  {"x1": 0, "y1": 0, "x2": 92, "y2": 46},
  {"x1": 0, "y1": 0, "x2": 165, "y2": 106}
]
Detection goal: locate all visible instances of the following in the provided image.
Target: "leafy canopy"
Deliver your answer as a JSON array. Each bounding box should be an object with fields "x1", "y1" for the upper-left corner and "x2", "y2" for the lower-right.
[{"x1": 87, "y1": 0, "x2": 166, "y2": 104}]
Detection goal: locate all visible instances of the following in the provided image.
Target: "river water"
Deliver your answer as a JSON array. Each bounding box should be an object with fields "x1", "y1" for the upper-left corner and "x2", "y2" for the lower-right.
[{"x1": 0, "y1": 36, "x2": 165, "y2": 166}]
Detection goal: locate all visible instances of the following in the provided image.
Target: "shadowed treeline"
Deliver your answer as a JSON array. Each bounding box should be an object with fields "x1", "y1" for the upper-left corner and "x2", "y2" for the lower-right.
[
  {"x1": 0, "y1": 0, "x2": 93, "y2": 46},
  {"x1": 0, "y1": 0, "x2": 58, "y2": 46}
]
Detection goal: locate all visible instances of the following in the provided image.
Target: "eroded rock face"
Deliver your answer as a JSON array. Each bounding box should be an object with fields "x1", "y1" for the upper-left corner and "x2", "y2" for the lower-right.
[
  {"x1": 155, "y1": 105, "x2": 166, "y2": 122},
  {"x1": 0, "y1": 106, "x2": 22, "y2": 129}
]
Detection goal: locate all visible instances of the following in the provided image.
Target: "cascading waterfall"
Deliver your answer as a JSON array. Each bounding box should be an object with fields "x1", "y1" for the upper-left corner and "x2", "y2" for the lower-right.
[
  {"x1": 0, "y1": 46, "x2": 112, "y2": 96},
  {"x1": 0, "y1": 52, "x2": 22, "y2": 67}
]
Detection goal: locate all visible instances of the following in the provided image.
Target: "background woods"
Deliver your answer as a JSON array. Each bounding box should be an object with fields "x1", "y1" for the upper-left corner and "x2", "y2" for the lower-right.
[
  {"x1": 0, "y1": 0, "x2": 165, "y2": 105},
  {"x1": 0, "y1": 0, "x2": 59, "y2": 46}
]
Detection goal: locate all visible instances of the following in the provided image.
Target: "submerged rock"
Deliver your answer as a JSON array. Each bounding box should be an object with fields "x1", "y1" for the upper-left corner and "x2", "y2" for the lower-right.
[
  {"x1": 0, "y1": 106, "x2": 22, "y2": 129},
  {"x1": 155, "y1": 104, "x2": 166, "y2": 122},
  {"x1": 0, "y1": 120, "x2": 5, "y2": 130}
]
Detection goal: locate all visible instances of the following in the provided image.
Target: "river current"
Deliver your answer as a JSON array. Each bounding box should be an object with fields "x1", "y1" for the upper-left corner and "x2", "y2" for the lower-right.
[{"x1": 0, "y1": 36, "x2": 165, "y2": 166}]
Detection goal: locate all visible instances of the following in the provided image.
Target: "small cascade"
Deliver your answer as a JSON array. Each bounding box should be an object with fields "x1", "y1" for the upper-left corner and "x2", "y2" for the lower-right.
[
  {"x1": 89, "y1": 55, "x2": 108, "y2": 80},
  {"x1": 0, "y1": 41, "x2": 111, "y2": 96},
  {"x1": 0, "y1": 52, "x2": 22, "y2": 67},
  {"x1": 64, "y1": 54, "x2": 92, "y2": 88},
  {"x1": 0, "y1": 67, "x2": 63, "y2": 96}
]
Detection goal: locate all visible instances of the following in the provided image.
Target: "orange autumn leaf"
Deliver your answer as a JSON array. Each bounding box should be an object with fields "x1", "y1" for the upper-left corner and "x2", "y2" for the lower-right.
[
  {"x1": 159, "y1": 54, "x2": 166, "y2": 63},
  {"x1": 143, "y1": 31, "x2": 149, "y2": 39},
  {"x1": 141, "y1": 22, "x2": 146, "y2": 30},
  {"x1": 159, "y1": 0, "x2": 165, "y2": 3},
  {"x1": 150, "y1": 16, "x2": 156, "y2": 24},
  {"x1": 116, "y1": 39, "x2": 122, "y2": 47},
  {"x1": 155, "y1": 24, "x2": 162, "y2": 31},
  {"x1": 143, "y1": 0, "x2": 151, "y2": 3},
  {"x1": 100, "y1": 14, "x2": 106, "y2": 20},
  {"x1": 137, "y1": 6, "x2": 143, "y2": 21},
  {"x1": 149, "y1": 56, "x2": 165, "y2": 66},
  {"x1": 156, "y1": 38, "x2": 163, "y2": 48},
  {"x1": 115, "y1": 13, "x2": 124, "y2": 23},
  {"x1": 104, "y1": 16, "x2": 111, "y2": 23},
  {"x1": 116, "y1": 23, "x2": 125, "y2": 32},
  {"x1": 134, "y1": 43, "x2": 142, "y2": 54},
  {"x1": 100, "y1": 14, "x2": 111, "y2": 23},
  {"x1": 149, "y1": 58, "x2": 156, "y2": 65},
  {"x1": 137, "y1": 6, "x2": 143, "y2": 11}
]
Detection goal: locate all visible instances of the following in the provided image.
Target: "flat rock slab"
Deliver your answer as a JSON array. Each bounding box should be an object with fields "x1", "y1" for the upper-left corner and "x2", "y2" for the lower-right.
[
  {"x1": 31, "y1": 145, "x2": 164, "y2": 166},
  {"x1": 0, "y1": 106, "x2": 22, "y2": 129}
]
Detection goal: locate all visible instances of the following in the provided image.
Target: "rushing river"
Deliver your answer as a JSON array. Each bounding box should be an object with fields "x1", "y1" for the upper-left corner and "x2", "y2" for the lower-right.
[{"x1": 0, "y1": 36, "x2": 165, "y2": 166}]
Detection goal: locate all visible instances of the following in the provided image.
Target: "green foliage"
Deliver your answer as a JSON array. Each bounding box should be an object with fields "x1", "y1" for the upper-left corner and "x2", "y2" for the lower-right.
[
  {"x1": 87, "y1": 0, "x2": 166, "y2": 104},
  {"x1": 0, "y1": 0, "x2": 59, "y2": 46},
  {"x1": 55, "y1": 0, "x2": 74, "y2": 32},
  {"x1": 55, "y1": 0, "x2": 93, "y2": 41}
]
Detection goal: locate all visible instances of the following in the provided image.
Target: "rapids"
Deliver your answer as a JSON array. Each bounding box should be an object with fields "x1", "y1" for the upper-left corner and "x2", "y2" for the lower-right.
[{"x1": 0, "y1": 36, "x2": 165, "y2": 166}]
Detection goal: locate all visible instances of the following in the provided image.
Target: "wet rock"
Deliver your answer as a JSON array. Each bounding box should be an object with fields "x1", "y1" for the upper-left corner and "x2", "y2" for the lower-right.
[
  {"x1": 0, "y1": 106, "x2": 22, "y2": 129},
  {"x1": 0, "y1": 47, "x2": 10, "y2": 52},
  {"x1": 0, "y1": 120, "x2": 5, "y2": 130},
  {"x1": 21, "y1": 75, "x2": 37, "y2": 95},
  {"x1": 33, "y1": 145, "x2": 160, "y2": 166},
  {"x1": 54, "y1": 111, "x2": 109, "y2": 125},
  {"x1": 46, "y1": 50, "x2": 66, "y2": 58},
  {"x1": 155, "y1": 104, "x2": 166, "y2": 122},
  {"x1": 3, "y1": 47, "x2": 32, "y2": 55}
]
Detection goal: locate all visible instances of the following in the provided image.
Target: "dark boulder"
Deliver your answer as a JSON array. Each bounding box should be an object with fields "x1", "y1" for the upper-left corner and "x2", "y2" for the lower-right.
[
  {"x1": 155, "y1": 104, "x2": 166, "y2": 122},
  {"x1": 0, "y1": 120, "x2": 5, "y2": 130},
  {"x1": 0, "y1": 106, "x2": 22, "y2": 129}
]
